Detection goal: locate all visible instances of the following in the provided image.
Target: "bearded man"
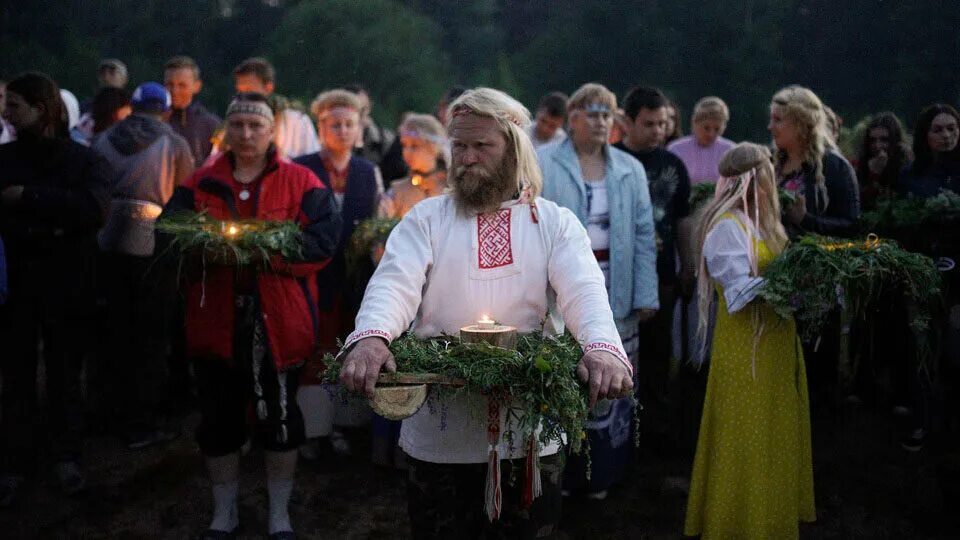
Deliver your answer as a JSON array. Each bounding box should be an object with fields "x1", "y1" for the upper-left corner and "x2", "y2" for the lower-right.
[{"x1": 339, "y1": 88, "x2": 632, "y2": 538}]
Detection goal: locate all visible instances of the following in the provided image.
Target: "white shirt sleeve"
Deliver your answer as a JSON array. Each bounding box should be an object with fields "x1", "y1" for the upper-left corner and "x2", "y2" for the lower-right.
[
  {"x1": 548, "y1": 206, "x2": 631, "y2": 372},
  {"x1": 344, "y1": 204, "x2": 433, "y2": 348},
  {"x1": 703, "y1": 218, "x2": 764, "y2": 314},
  {"x1": 296, "y1": 112, "x2": 320, "y2": 157}
]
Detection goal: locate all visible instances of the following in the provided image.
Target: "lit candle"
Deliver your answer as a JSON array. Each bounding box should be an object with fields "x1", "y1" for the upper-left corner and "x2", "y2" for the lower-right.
[
  {"x1": 477, "y1": 314, "x2": 495, "y2": 330},
  {"x1": 226, "y1": 224, "x2": 239, "y2": 238}
]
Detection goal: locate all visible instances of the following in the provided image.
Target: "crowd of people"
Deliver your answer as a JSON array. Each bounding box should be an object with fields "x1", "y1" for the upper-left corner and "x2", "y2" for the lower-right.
[{"x1": 0, "y1": 53, "x2": 958, "y2": 539}]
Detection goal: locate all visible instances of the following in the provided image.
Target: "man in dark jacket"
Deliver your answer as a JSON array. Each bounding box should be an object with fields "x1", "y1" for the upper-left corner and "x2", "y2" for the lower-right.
[
  {"x1": 0, "y1": 72, "x2": 110, "y2": 506},
  {"x1": 164, "y1": 56, "x2": 221, "y2": 167},
  {"x1": 92, "y1": 82, "x2": 194, "y2": 449}
]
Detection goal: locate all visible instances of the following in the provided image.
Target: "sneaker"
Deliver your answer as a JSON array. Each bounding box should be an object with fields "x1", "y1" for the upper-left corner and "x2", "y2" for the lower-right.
[
  {"x1": 0, "y1": 476, "x2": 23, "y2": 507},
  {"x1": 586, "y1": 489, "x2": 608, "y2": 500},
  {"x1": 892, "y1": 405, "x2": 912, "y2": 417},
  {"x1": 298, "y1": 439, "x2": 320, "y2": 461},
  {"x1": 901, "y1": 428, "x2": 927, "y2": 452},
  {"x1": 844, "y1": 394, "x2": 863, "y2": 406},
  {"x1": 55, "y1": 461, "x2": 86, "y2": 495},
  {"x1": 662, "y1": 475, "x2": 691, "y2": 493},
  {"x1": 126, "y1": 429, "x2": 158, "y2": 450},
  {"x1": 330, "y1": 431, "x2": 352, "y2": 457}
]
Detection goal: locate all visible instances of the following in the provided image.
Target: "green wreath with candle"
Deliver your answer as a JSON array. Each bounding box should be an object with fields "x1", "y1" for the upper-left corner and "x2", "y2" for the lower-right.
[
  {"x1": 155, "y1": 210, "x2": 303, "y2": 266},
  {"x1": 323, "y1": 331, "x2": 636, "y2": 456}
]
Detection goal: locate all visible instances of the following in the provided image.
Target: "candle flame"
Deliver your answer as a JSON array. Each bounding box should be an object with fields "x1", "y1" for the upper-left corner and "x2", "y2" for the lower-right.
[
  {"x1": 479, "y1": 314, "x2": 494, "y2": 324},
  {"x1": 411, "y1": 174, "x2": 423, "y2": 186},
  {"x1": 227, "y1": 225, "x2": 239, "y2": 237}
]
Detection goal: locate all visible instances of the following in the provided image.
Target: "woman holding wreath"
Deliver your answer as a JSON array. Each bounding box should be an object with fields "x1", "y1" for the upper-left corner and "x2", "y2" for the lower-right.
[{"x1": 159, "y1": 92, "x2": 340, "y2": 539}]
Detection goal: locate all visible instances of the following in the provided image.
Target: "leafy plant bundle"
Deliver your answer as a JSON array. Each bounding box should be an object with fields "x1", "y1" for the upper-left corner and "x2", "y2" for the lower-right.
[
  {"x1": 155, "y1": 210, "x2": 303, "y2": 266},
  {"x1": 345, "y1": 217, "x2": 400, "y2": 273},
  {"x1": 323, "y1": 331, "x2": 598, "y2": 454},
  {"x1": 757, "y1": 234, "x2": 941, "y2": 360},
  {"x1": 689, "y1": 182, "x2": 796, "y2": 213},
  {"x1": 860, "y1": 190, "x2": 960, "y2": 233}
]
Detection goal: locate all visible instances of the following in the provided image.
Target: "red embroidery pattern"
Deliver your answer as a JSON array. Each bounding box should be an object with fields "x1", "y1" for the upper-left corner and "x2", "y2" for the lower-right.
[
  {"x1": 344, "y1": 328, "x2": 391, "y2": 349},
  {"x1": 477, "y1": 209, "x2": 513, "y2": 269},
  {"x1": 583, "y1": 342, "x2": 631, "y2": 371}
]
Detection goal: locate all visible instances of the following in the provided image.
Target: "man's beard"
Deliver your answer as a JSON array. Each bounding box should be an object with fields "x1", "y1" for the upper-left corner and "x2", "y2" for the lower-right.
[{"x1": 450, "y1": 157, "x2": 518, "y2": 215}]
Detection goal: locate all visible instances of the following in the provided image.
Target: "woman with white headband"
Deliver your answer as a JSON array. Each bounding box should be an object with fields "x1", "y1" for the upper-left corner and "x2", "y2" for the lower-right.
[
  {"x1": 538, "y1": 82, "x2": 659, "y2": 499},
  {"x1": 378, "y1": 113, "x2": 448, "y2": 219},
  {"x1": 685, "y1": 142, "x2": 815, "y2": 539},
  {"x1": 158, "y1": 91, "x2": 340, "y2": 539}
]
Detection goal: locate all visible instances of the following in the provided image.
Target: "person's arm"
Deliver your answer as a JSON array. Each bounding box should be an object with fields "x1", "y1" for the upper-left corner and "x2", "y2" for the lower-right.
[
  {"x1": 339, "y1": 204, "x2": 434, "y2": 394},
  {"x1": 297, "y1": 111, "x2": 320, "y2": 157},
  {"x1": 674, "y1": 160, "x2": 694, "y2": 295},
  {"x1": 703, "y1": 219, "x2": 764, "y2": 313},
  {"x1": 630, "y1": 160, "x2": 660, "y2": 311},
  {"x1": 549, "y1": 207, "x2": 631, "y2": 370},
  {"x1": 267, "y1": 182, "x2": 341, "y2": 277},
  {"x1": 548, "y1": 206, "x2": 634, "y2": 404},
  {"x1": 798, "y1": 154, "x2": 861, "y2": 236},
  {"x1": 16, "y1": 147, "x2": 110, "y2": 229},
  {"x1": 173, "y1": 138, "x2": 196, "y2": 189},
  {"x1": 343, "y1": 203, "x2": 433, "y2": 349},
  {"x1": 0, "y1": 236, "x2": 7, "y2": 305}
]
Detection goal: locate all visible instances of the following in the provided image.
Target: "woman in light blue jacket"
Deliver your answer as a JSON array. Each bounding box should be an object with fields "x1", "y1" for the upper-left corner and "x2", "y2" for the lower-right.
[{"x1": 538, "y1": 83, "x2": 658, "y2": 497}]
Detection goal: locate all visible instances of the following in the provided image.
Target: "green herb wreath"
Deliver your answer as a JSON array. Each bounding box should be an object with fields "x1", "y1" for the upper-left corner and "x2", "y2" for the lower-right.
[
  {"x1": 345, "y1": 217, "x2": 400, "y2": 273},
  {"x1": 756, "y1": 234, "x2": 941, "y2": 365},
  {"x1": 860, "y1": 190, "x2": 960, "y2": 233},
  {"x1": 323, "y1": 331, "x2": 631, "y2": 454},
  {"x1": 155, "y1": 210, "x2": 303, "y2": 266}
]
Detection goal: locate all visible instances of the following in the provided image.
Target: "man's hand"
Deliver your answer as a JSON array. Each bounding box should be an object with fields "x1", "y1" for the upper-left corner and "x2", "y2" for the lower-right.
[
  {"x1": 1, "y1": 185, "x2": 24, "y2": 206},
  {"x1": 576, "y1": 349, "x2": 633, "y2": 407},
  {"x1": 637, "y1": 308, "x2": 657, "y2": 322},
  {"x1": 786, "y1": 193, "x2": 807, "y2": 226},
  {"x1": 340, "y1": 337, "x2": 396, "y2": 396}
]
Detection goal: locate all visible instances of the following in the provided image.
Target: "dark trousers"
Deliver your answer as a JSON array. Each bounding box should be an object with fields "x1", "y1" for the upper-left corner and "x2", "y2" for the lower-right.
[
  {"x1": 406, "y1": 453, "x2": 563, "y2": 539},
  {"x1": 0, "y1": 257, "x2": 90, "y2": 474},
  {"x1": 636, "y1": 284, "x2": 677, "y2": 441},
  {"x1": 100, "y1": 253, "x2": 175, "y2": 432},
  {"x1": 194, "y1": 295, "x2": 306, "y2": 457},
  {"x1": 802, "y1": 308, "x2": 842, "y2": 411}
]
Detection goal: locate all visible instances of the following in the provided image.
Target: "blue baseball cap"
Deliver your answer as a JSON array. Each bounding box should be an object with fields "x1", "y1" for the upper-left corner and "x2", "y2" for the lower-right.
[{"x1": 131, "y1": 82, "x2": 171, "y2": 113}]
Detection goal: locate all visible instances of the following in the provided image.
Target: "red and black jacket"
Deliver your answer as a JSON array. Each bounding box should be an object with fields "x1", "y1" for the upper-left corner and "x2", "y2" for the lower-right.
[{"x1": 159, "y1": 150, "x2": 341, "y2": 370}]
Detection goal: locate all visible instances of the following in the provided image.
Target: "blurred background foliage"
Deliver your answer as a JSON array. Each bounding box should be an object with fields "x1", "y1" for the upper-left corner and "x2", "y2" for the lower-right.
[{"x1": 2, "y1": 0, "x2": 958, "y2": 144}]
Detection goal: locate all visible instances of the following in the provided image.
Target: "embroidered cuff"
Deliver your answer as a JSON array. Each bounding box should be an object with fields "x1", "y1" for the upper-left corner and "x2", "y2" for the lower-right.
[
  {"x1": 583, "y1": 341, "x2": 632, "y2": 373},
  {"x1": 342, "y1": 328, "x2": 392, "y2": 351}
]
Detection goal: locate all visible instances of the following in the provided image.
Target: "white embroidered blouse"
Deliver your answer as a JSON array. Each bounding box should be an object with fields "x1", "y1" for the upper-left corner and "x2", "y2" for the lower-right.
[{"x1": 703, "y1": 211, "x2": 765, "y2": 314}]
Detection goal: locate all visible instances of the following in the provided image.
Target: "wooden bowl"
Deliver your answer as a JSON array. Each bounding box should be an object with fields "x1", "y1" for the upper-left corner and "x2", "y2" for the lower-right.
[{"x1": 369, "y1": 384, "x2": 429, "y2": 420}]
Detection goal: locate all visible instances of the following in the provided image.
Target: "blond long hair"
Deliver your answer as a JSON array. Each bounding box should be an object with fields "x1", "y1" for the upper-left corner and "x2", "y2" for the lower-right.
[
  {"x1": 446, "y1": 87, "x2": 543, "y2": 198},
  {"x1": 694, "y1": 143, "x2": 788, "y2": 368},
  {"x1": 771, "y1": 85, "x2": 830, "y2": 209}
]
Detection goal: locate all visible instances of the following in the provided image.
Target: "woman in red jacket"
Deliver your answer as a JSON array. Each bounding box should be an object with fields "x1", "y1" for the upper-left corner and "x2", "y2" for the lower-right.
[{"x1": 159, "y1": 92, "x2": 340, "y2": 539}]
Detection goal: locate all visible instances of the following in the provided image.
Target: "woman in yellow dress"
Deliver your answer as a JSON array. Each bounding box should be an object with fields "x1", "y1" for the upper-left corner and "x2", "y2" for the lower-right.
[{"x1": 684, "y1": 142, "x2": 815, "y2": 539}]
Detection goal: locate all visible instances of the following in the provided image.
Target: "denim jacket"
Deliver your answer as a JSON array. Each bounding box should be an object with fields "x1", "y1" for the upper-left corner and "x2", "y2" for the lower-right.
[{"x1": 538, "y1": 138, "x2": 659, "y2": 319}]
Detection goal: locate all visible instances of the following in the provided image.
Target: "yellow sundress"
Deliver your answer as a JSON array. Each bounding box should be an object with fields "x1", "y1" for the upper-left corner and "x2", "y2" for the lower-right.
[{"x1": 684, "y1": 217, "x2": 816, "y2": 539}]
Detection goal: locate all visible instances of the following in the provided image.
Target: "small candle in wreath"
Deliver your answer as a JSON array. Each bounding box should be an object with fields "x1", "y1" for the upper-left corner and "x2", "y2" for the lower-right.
[{"x1": 460, "y1": 314, "x2": 518, "y2": 350}]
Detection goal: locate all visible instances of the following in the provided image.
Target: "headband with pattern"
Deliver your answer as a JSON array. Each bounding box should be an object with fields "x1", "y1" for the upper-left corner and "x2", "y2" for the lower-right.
[
  {"x1": 450, "y1": 106, "x2": 524, "y2": 128},
  {"x1": 226, "y1": 100, "x2": 274, "y2": 125}
]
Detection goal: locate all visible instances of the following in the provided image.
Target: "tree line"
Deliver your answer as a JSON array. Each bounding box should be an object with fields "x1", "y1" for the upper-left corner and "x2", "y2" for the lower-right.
[{"x1": 2, "y1": 0, "x2": 958, "y2": 141}]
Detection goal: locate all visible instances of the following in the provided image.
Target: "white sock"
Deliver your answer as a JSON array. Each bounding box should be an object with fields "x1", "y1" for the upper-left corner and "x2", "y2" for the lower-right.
[
  {"x1": 267, "y1": 478, "x2": 294, "y2": 534},
  {"x1": 209, "y1": 480, "x2": 239, "y2": 532}
]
